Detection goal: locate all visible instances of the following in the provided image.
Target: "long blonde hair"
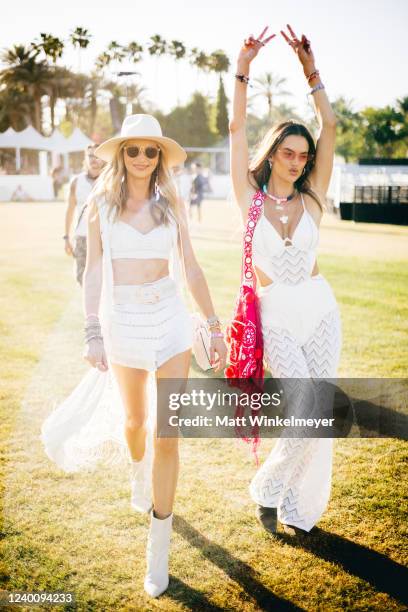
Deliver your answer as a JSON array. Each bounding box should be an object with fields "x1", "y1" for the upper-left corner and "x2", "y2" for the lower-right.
[
  {"x1": 93, "y1": 141, "x2": 180, "y2": 224},
  {"x1": 249, "y1": 120, "x2": 324, "y2": 212}
]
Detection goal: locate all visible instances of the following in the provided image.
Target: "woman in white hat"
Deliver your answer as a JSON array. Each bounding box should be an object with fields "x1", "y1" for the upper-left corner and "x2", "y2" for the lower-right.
[{"x1": 43, "y1": 114, "x2": 227, "y2": 598}]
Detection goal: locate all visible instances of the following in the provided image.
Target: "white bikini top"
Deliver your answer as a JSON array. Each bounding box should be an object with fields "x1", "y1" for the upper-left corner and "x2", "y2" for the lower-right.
[
  {"x1": 110, "y1": 217, "x2": 177, "y2": 260},
  {"x1": 252, "y1": 193, "x2": 319, "y2": 286}
]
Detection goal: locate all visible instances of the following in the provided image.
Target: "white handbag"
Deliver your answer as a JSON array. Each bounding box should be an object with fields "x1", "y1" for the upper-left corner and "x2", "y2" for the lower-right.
[{"x1": 191, "y1": 312, "x2": 212, "y2": 371}]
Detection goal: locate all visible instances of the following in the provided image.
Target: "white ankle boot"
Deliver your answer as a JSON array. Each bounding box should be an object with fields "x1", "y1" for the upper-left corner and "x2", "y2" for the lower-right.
[
  {"x1": 130, "y1": 449, "x2": 152, "y2": 513},
  {"x1": 144, "y1": 512, "x2": 172, "y2": 598}
]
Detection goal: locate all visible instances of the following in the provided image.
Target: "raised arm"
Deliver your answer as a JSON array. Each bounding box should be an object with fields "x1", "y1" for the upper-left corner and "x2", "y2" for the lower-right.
[
  {"x1": 281, "y1": 24, "x2": 337, "y2": 197},
  {"x1": 229, "y1": 28, "x2": 276, "y2": 212}
]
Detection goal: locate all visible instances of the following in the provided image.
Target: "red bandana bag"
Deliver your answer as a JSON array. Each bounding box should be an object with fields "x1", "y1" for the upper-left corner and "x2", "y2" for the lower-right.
[{"x1": 225, "y1": 189, "x2": 266, "y2": 384}]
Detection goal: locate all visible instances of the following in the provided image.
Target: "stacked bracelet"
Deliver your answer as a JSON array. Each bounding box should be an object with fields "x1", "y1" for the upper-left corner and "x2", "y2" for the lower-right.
[
  {"x1": 235, "y1": 73, "x2": 250, "y2": 84},
  {"x1": 207, "y1": 315, "x2": 221, "y2": 327},
  {"x1": 211, "y1": 331, "x2": 224, "y2": 339},
  {"x1": 306, "y1": 69, "x2": 320, "y2": 83},
  {"x1": 310, "y1": 83, "x2": 325, "y2": 95},
  {"x1": 84, "y1": 317, "x2": 103, "y2": 343}
]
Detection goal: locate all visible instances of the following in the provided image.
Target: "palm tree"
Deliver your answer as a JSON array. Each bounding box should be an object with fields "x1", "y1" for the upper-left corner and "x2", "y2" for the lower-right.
[
  {"x1": 95, "y1": 51, "x2": 111, "y2": 72},
  {"x1": 48, "y1": 66, "x2": 79, "y2": 130},
  {"x1": 87, "y1": 72, "x2": 102, "y2": 135},
  {"x1": 0, "y1": 87, "x2": 32, "y2": 131},
  {"x1": 190, "y1": 48, "x2": 210, "y2": 73},
  {"x1": 189, "y1": 48, "x2": 210, "y2": 91},
  {"x1": 168, "y1": 40, "x2": 186, "y2": 104},
  {"x1": 126, "y1": 42, "x2": 144, "y2": 64},
  {"x1": 271, "y1": 102, "x2": 299, "y2": 123},
  {"x1": 33, "y1": 33, "x2": 64, "y2": 63},
  {"x1": 62, "y1": 72, "x2": 89, "y2": 124},
  {"x1": 0, "y1": 44, "x2": 53, "y2": 132},
  {"x1": 70, "y1": 27, "x2": 92, "y2": 71},
  {"x1": 251, "y1": 72, "x2": 291, "y2": 119},
  {"x1": 208, "y1": 50, "x2": 230, "y2": 75},
  {"x1": 148, "y1": 35, "x2": 167, "y2": 99},
  {"x1": 148, "y1": 34, "x2": 167, "y2": 58},
  {"x1": 107, "y1": 41, "x2": 126, "y2": 64},
  {"x1": 32, "y1": 34, "x2": 66, "y2": 131},
  {"x1": 168, "y1": 40, "x2": 186, "y2": 61}
]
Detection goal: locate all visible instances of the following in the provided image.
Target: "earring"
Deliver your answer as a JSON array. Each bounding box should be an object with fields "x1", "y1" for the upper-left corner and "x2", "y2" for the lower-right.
[
  {"x1": 154, "y1": 177, "x2": 160, "y2": 202},
  {"x1": 268, "y1": 159, "x2": 272, "y2": 169}
]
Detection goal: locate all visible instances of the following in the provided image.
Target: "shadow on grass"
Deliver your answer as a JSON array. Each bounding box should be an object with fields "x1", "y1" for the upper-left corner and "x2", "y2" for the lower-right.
[
  {"x1": 277, "y1": 527, "x2": 408, "y2": 606},
  {"x1": 167, "y1": 576, "x2": 226, "y2": 611},
  {"x1": 173, "y1": 515, "x2": 304, "y2": 612}
]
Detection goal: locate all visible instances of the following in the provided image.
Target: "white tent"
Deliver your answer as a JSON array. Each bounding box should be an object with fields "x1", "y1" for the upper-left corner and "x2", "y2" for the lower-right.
[
  {"x1": 0, "y1": 125, "x2": 95, "y2": 201},
  {"x1": 0, "y1": 126, "x2": 51, "y2": 172},
  {"x1": 65, "y1": 127, "x2": 93, "y2": 153},
  {"x1": 47, "y1": 129, "x2": 70, "y2": 153},
  {"x1": 0, "y1": 125, "x2": 50, "y2": 150}
]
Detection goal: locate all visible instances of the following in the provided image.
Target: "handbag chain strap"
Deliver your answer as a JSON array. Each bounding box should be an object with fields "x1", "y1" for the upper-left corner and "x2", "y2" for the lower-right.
[{"x1": 241, "y1": 190, "x2": 265, "y2": 288}]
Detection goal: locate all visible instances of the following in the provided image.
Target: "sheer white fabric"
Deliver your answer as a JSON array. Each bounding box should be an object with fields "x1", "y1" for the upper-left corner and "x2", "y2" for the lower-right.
[
  {"x1": 249, "y1": 308, "x2": 342, "y2": 532},
  {"x1": 41, "y1": 367, "x2": 157, "y2": 472}
]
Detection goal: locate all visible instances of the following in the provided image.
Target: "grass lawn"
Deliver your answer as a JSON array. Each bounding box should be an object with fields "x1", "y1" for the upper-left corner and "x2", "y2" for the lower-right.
[{"x1": 1, "y1": 200, "x2": 407, "y2": 611}]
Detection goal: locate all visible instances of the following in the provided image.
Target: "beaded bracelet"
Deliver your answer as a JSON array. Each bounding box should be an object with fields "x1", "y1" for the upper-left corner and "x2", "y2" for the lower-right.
[
  {"x1": 85, "y1": 334, "x2": 103, "y2": 343},
  {"x1": 309, "y1": 83, "x2": 325, "y2": 95},
  {"x1": 207, "y1": 315, "x2": 221, "y2": 327},
  {"x1": 235, "y1": 73, "x2": 250, "y2": 85},
  {"x1": 211, "y1": 332, "x2": 224, "y2": 339},
  {"x1": 306, "y1": 69, "x2": 320, "y2": 83},
  {"x1": 84, "y1": 322, "x2": 101, "y2": 331}
]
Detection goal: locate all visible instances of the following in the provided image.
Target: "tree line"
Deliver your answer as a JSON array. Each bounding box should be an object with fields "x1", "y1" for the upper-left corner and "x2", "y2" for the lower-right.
[{"x1": 0, "y1": 27, "x2": 407, "y2": 160}]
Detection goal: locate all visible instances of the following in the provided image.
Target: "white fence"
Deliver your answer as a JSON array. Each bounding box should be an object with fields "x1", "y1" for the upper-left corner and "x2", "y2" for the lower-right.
[{"x1": 329, "y1": 164, "x2": 408, "y2": 208}]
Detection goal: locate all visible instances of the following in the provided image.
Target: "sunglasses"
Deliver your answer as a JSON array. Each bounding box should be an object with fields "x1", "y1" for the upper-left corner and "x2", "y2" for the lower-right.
[
  {"x1": 124, "y1": 145, "x2": 160, "y2": 159},
  {"x1": 277, "y1": 148, "x2": 314, "y2": 163}
]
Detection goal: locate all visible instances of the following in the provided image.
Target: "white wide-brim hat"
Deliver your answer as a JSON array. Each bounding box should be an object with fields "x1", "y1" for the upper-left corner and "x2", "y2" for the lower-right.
[{"x1": 95, "y1": 114, "x2": 187, "y2": 167}]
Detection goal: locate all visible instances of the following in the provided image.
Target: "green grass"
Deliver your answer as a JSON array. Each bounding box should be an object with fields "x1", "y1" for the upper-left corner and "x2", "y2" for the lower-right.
[{"x1": 0, "y1": 202, "x2": 407, "y2": 611}]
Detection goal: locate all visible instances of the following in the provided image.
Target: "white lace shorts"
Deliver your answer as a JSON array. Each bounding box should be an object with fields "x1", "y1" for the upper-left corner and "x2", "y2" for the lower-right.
[{"x1": 107, "y1": 276, "x2": 192, "y2": 371}]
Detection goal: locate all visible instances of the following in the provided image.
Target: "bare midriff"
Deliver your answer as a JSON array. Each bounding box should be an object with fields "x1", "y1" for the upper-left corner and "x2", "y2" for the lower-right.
[
  {"x1": 255, "y1": 260, "x2": 320, "y2": 288},
  {"x1": 112, "y1": 258, "x2": 170, "y2": 285}
]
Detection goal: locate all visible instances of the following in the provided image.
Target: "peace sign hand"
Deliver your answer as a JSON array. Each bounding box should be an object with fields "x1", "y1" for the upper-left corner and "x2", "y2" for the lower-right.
[
  {"x1": 280, "y1": 24, "x2": 315, "y2": 70},
  {"x1": 238, "y1": 26, "x2": 276, "y2": 65}
]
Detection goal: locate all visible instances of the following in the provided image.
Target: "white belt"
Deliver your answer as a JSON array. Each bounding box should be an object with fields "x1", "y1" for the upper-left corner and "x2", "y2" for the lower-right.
[{"x1": 113, "y1": 279, "x2": 176, "y2": 305}]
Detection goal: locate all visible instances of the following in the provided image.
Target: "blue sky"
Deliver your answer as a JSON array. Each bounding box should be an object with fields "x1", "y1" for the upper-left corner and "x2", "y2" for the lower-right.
[{"x1": 2, "y1": 0, "x2": 407, "y2": 118}]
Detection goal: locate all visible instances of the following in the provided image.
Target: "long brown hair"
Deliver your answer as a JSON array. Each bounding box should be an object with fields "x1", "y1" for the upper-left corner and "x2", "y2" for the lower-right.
[
  {"x1": 93, "y1": 141, "x2": 180, "y2": 224},
  {"x1": 249, "y1": 120, "x2": 324, "y2": 212}
]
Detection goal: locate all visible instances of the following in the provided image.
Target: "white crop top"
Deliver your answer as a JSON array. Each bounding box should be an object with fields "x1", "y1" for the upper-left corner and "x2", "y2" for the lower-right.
[
  {"x1": 110, "y1": 218, "x2": 177, "y2": 260},
  {"x1": 252, "y1": 193, "x2": 319, "y2": 286}
]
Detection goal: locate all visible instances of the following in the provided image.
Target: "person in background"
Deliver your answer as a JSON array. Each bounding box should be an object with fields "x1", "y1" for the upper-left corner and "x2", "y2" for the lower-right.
[
  {"x1": 189, "y1": 162, "x2": 206, "y2": 223},
  {"x1": 63, "y1": 144, "x2": 105, "y2": 286},
  {"x1": 172, "y1": 164, "x2": 193, "y2": 207},
  {"x1": 51, "y1": 166, "x2": 64, "y2": 199},
  {"x1": 11, "y1": 184, "x2": 32, "y2": 201}
]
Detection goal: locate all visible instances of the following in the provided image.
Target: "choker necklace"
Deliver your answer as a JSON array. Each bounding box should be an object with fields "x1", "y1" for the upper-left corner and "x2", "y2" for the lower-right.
[
  {"x1": 262, "y1": 184, "x2": 298, "y2": 225},
  {"x1": 262, "y1": 184, "x2": 297, "y2": 205}
]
